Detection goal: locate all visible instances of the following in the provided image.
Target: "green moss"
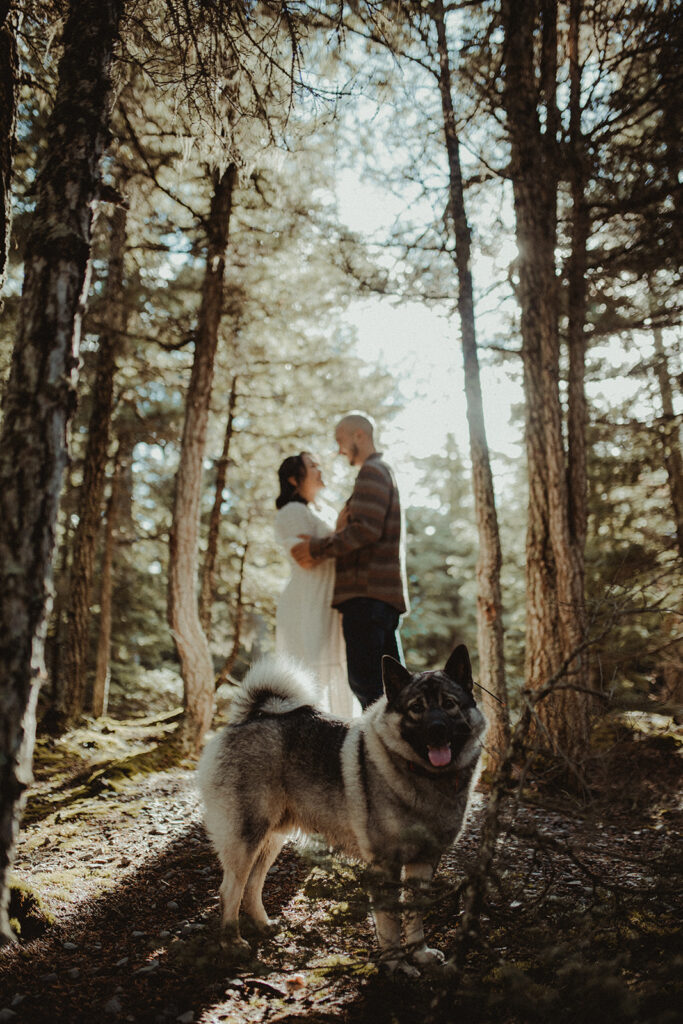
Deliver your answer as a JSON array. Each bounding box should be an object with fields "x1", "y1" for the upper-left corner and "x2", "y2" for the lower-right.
[
  {"x1": 8, "y1": 880, "x2": 55, "y2": 940},
  {"x1": 27, "y1": 866, "x2": 107, "y2": 904},
  {"x1": 308, "y1": 953, "x2": 376, "y2": 980},
  {"x1": 24, "y1": 724, "x2": 187, "y2": 825}
]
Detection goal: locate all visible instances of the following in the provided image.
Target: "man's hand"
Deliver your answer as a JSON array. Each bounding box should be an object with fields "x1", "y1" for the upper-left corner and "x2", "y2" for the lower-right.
[{"x1": 290, "y1": 534, "x2": 317, "y2": 568}]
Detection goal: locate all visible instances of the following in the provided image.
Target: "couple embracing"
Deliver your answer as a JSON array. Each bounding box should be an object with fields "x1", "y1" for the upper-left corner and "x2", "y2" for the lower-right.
[{"x1": 274, "y1": 413, "x2": 409, "y2": 718}]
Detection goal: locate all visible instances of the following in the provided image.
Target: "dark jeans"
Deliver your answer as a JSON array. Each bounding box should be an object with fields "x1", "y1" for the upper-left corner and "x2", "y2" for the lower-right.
[{"x1": 338, "y1": 598, "x2": 403, "y2": 709}]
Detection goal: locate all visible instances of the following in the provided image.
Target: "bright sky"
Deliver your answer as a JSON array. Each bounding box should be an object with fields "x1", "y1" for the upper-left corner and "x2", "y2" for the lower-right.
[
  {"x1": 335, "y1": 169, "x2": 525, "y2": 505},
  {"x1": 345, "y1": 297, "x2": 524, "y2": 504}
]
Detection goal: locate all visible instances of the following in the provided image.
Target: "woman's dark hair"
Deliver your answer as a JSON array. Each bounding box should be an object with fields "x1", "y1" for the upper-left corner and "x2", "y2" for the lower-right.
[{"x1": 276, "y1": 452, "x2": 309, "y2": 509}]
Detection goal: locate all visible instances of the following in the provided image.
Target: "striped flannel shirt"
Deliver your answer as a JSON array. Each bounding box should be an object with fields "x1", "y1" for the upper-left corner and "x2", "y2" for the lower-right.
[{"x1": 309, "y1": 453, "x2": 409, "y2": 614}]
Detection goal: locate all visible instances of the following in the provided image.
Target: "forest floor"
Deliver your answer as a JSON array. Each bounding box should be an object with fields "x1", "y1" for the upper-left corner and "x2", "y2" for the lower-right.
[{"x1": 1, "y1": 708, "x2": 681, "y2": 1024}]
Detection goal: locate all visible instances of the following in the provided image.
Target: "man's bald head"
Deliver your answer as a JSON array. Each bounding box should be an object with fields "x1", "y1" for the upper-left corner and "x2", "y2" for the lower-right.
[
  {"x1": 335, "y1": 412, "x2": 377, "y2": 467},
  {"x1": 335, "y1": 412, "x2": 375, "y2": 440}
]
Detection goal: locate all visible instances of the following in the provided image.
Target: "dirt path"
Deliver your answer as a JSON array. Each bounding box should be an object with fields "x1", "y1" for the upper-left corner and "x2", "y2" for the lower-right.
[{"x1": 1, "y1": 725, "x2": 680, "y2": 1024}]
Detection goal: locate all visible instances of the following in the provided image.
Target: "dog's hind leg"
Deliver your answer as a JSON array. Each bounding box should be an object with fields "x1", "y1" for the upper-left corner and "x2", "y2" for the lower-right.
[
  {"x1": 241, "y1": 832, "x2": 287, "y2": 931},
  {"x1": 216, "y1": 841, "x2": 263, "y2": 953}
]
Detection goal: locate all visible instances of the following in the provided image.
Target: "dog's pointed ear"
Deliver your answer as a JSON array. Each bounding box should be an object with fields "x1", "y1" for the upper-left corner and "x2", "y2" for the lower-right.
[
  {"x1": 444, "y1": 644, "x2": 473, "y2": 692},
  {"x1": 382, "y1": 656, "x2": 412, "y2": 704}
]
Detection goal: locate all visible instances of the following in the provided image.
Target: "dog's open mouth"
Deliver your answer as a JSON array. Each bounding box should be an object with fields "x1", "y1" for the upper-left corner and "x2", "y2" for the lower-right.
[{"x1": 427, "y1": 744, "x2": 452, "y2": 767}]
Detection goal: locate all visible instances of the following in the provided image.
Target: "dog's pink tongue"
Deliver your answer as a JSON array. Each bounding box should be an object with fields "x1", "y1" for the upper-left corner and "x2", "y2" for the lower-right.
[{"x1": 428, "y1": 745, "x2": 452, "y2": 767}]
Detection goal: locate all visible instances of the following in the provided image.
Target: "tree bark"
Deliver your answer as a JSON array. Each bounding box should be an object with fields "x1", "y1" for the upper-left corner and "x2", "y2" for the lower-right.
[
  {"x1": 91, "y1": 421, "x2": 135, "y2": 715},
  {"x1": 566, "y1": 0, "x2": 589, "y2": 556},
  {"x1": 215, "y1": 539, "x2": 249, "y2": 688},
  {"x1": 502, "y1": 0, "x2": 591, "y2": 762},
  {"x1": 199, "y1": 375, "x2": 239, "y2": 639},
  {"x1": 648, "y1": 37, "x2": 683, "y2": 559},
  {"x1": 432, "y1": 0, "x2": 509, "y2": 769},
  {"x1": 0, "y1": 0, "x2": 124, "y2": 945},
  {"x1": 168, "y1": 163, "x2": 237, "y2": 753},
  {"x1": 0, "y1": 1, "x2": 18, "y2": 303},
  {"x1": 45, "y1": 462, "x2": 76, "y2": 711},
  {"x1": 61, "y1": 200, "x2": 128, "y2": 722},
  {"x1": 92, "y1": 448, "x2": 124, "y2": 717},
  {"x1": 652, "y1": 323, "x2": 683, "y2": 557}
]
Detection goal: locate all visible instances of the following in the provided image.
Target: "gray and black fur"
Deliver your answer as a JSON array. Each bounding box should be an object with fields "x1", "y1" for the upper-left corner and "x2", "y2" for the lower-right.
[{"x1": 197, "y1": 646, "x2": 487, "y2": 974}]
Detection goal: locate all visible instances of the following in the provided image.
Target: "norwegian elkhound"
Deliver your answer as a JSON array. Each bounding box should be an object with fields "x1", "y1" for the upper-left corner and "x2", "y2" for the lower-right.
[{"x1": 197, "y1": 644, "x2": 487, "y2": 974}]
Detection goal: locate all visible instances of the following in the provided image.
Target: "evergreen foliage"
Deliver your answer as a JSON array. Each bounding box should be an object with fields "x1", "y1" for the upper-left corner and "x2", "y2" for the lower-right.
[{"x1": 0, "y1": 0, "x2": 679, "y2": 728}]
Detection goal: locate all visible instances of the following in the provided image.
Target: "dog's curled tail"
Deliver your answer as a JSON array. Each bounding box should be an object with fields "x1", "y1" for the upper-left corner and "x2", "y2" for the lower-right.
[{"x1": 227, "y1": 655, "x2": 320, "y2": 724}]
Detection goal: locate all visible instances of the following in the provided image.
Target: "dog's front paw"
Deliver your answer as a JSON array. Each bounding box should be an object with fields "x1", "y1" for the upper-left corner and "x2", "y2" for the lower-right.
[
  {"x1": 260, "y1": 915, "x2": 282, "y2": 935},
  {"x1": 243, "y1": 914, "x2": 282, "y2": 938},
  {"x1": 220, "y1": 935, "x2": 251, "y2": 958},
  {"x1": 379, "y1": 952, "x2": 422, "y2": 979},
  {"x1": 410, "y1": 944, "x2": 445, "y2": 967},
  {"x1": 219, "y1": 924, "x2": 252, "y2": 958},
  {"x1": 396, "y1": 959, "x2": 422, "y2": 978}
]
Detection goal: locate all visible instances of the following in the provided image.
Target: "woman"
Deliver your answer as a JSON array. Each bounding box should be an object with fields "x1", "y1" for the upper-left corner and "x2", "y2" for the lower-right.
[{"x1": 274, "y1": 452, "x2": 359, "y2": 719}]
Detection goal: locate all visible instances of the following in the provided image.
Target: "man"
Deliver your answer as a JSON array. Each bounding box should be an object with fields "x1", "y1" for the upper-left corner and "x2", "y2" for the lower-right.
[{"x1": 291, "y1": 413, "x2": 408, "y2": 708}]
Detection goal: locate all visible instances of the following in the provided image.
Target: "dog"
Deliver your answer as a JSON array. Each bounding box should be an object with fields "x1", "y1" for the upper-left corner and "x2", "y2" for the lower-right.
[{"x1": 197, "y1": 644, "x2": 487, "y2": 974}]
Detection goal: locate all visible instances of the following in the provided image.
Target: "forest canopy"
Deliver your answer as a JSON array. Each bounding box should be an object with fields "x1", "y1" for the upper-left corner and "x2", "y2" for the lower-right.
[{"x1": 0, "y1": 0, "x2": 680, "y2": 955}]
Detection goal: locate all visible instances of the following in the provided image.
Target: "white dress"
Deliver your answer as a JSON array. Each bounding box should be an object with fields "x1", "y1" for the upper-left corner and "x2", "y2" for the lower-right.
[{"x1": 274, "y1": 501, "x2": 360, "y2": 719}]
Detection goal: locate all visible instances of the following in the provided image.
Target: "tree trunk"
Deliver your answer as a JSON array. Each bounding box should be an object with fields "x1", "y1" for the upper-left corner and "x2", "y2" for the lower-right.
[
  {"x1": 45, "y1": 462, "x2": 76, "y2": 711},
  {"x1": 0, "y1": 0, "x2": 123, "y2": 945},
  {"x1": 62, "y1": 200, "x2": 128, "y2": 722},
  {"x1": 92, "y1": 448, "x2": 124, "y2": 717},
  {"x1": 199, "y1": 375, "x2": 239, "y2": 639},
  {"x1": 0, "y1": 1, "x2": 18, "y2": 303},
  {"x1": 91, "y1": 422, "x2": 135, "y2": 715},
  {"x1": 168, "y1": 163, "x2": 237, "y2": 753},
  {"x1": 502, "y1": 0, "x2": 591, "y2": 763},
  {"x1": 566, "y1": 0, "x2": 589, "y2": 556},
  {"x1": 113, "y1": 417, "x2": 136, "y2": 542},
  {"x1": 652, "y1": 322, "x2": 683, "y2": 557},
  {"x1": 216, "y1": 539, "x2": 249, "y2": 688},
  {"x1": 432, "y1": 0, "x2": 509, "y2": 768}
]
